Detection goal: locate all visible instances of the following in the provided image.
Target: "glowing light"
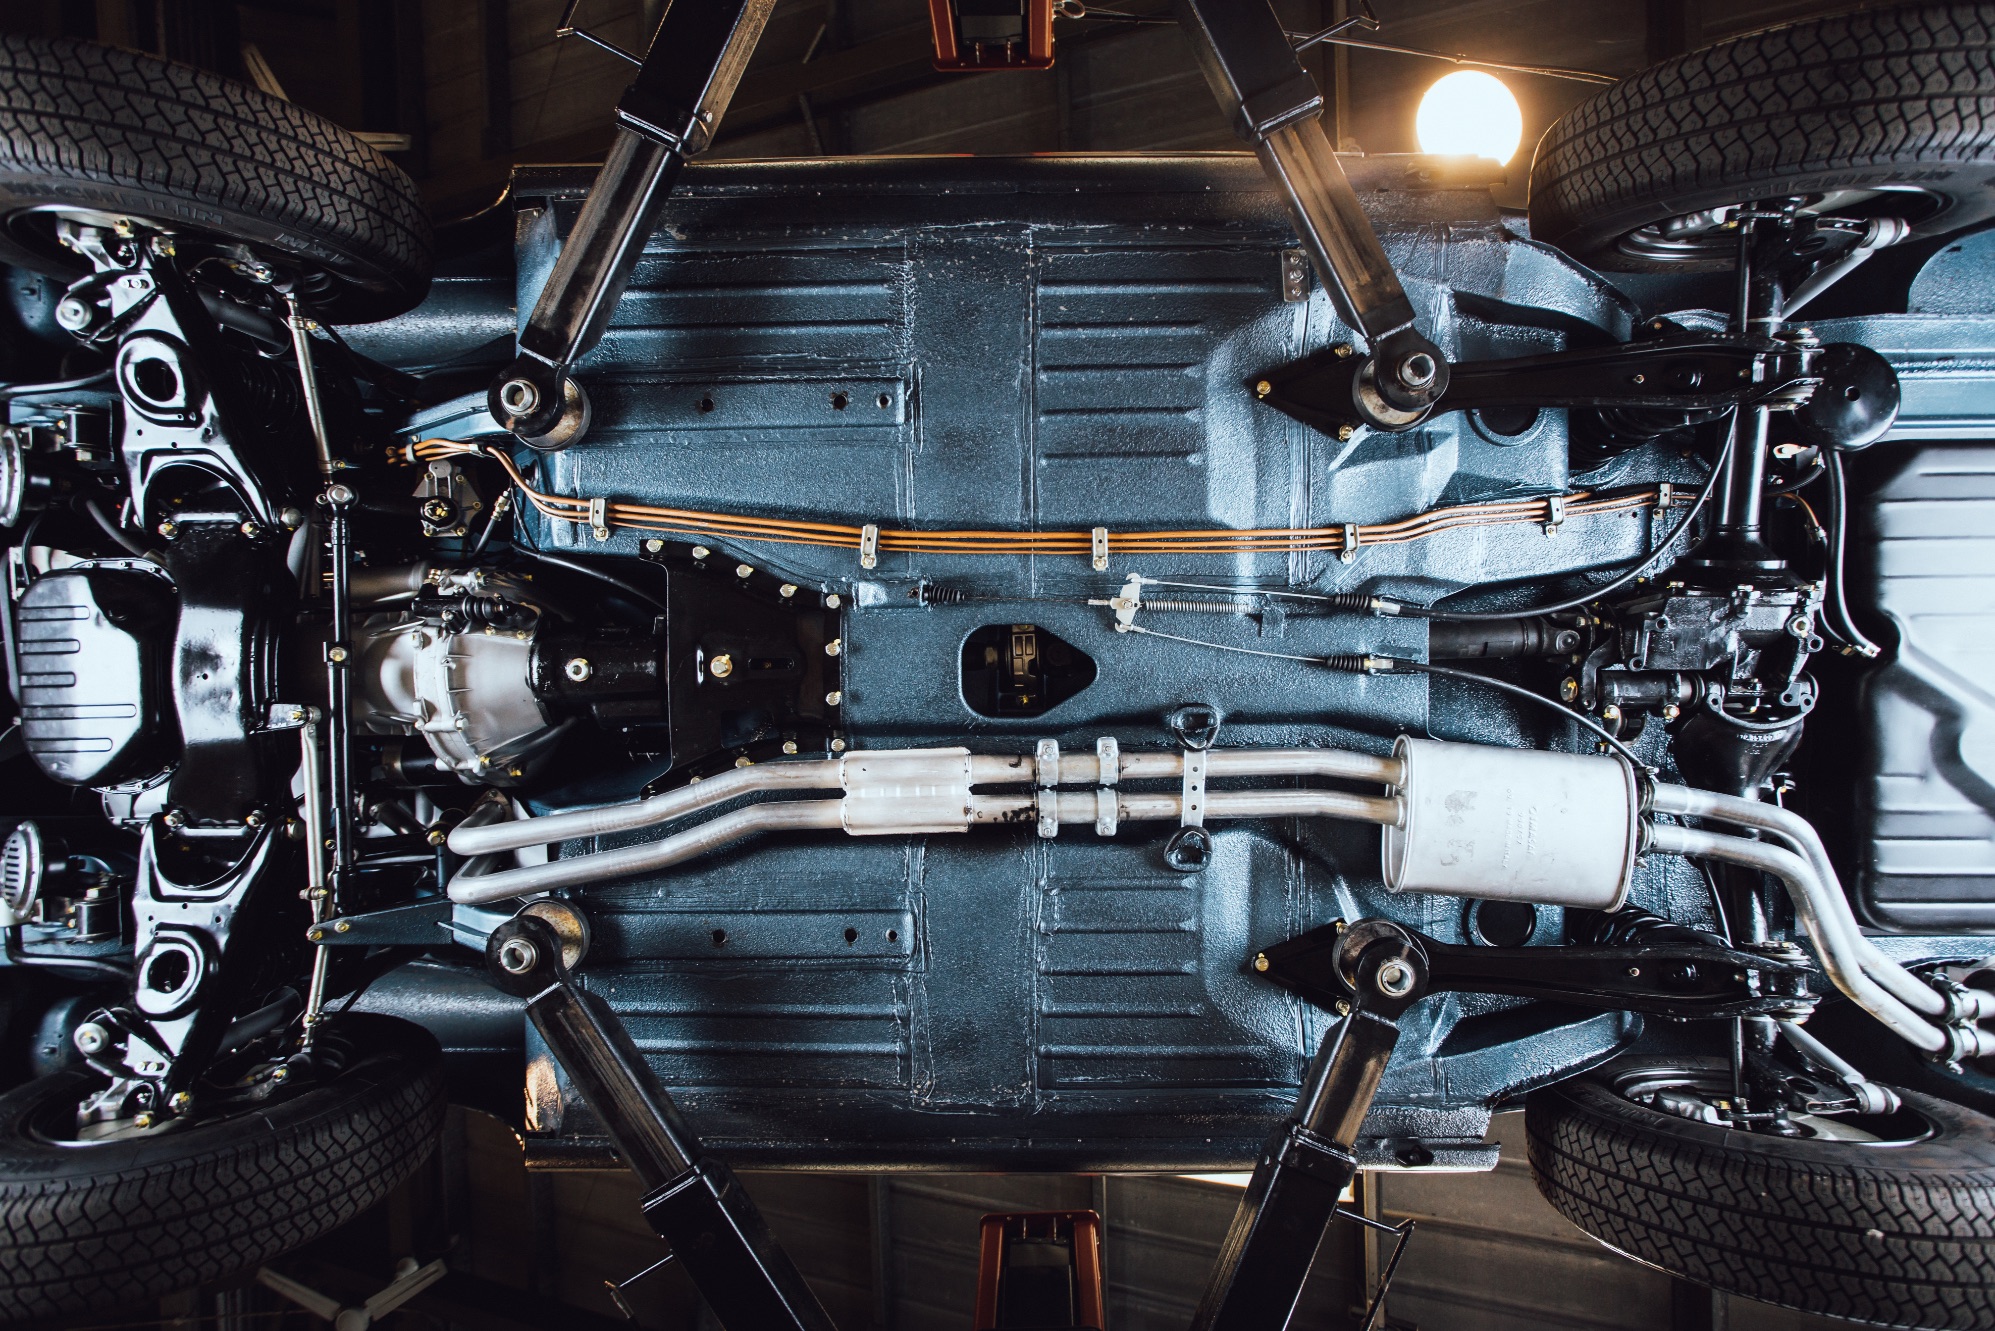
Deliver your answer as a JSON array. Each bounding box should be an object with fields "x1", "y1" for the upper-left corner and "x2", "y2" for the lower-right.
[{"x1": 1415, "y1": 70, "x2": 1523, "y2": 165}]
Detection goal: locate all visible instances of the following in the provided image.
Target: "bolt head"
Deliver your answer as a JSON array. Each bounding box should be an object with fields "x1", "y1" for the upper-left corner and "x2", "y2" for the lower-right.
[
  {"x1": 825, "y1": 689, "x2": 842, "y2": 706},
  {"x1": 327, "y1": 645, "x2": 348, "y2": 664},
  {"x1": 690, "y1": 545, "x2": 711, "y2": 559},
  {"x1": 825, "y1": 639, "x2": 842, "y2": 657},
  {"x1": 709, "y1": 653, "x2": 734, "y2": 679},
  {"x1": 1335, "y1": 425, "x2": 1355, "y2": 442},
  {"x1": 644, "y1": 539, "x2": 664, "y2": 553},
  {"x1": 564, "y1": 656, "x2": 593, "y2": 682},
  {"x1": 156, "y1": 520, "x2": 177, "y2": 538},
  {"x1": 168, "y1": 1091, "x2": 192, "y2": 1114},
  {"x1": 782, "y1": 740, "x2": 799, "y2": 755},
  {"x1": 830, "y1": 738, "x2": 847, "y2": 753},
  {"x1": 779, "y1": 583, "x2": 798, "y2": 599},
  {"x1": 1559, "y1": 677, "x2": 1579, "y2": 703},
  {"x1": 735, "y1": 563, "x2": 754, "y2": 579},
  {"x1": 1254, "y1": 380, "x2": 1273, "y2": 398},
  {"x1": 334, "y1": 919, "x2": 351, "y2": 933},
  {"x1": 74, "y1": 1022, "x2": 109, "y2": 1055},
  {"x1": 1253, "y1": 952, "x2": 1269, "y2": 973},
  {"x1": 497, "y1": 936, "x2": 540, "y2": 976},
  {"x1": 54, "y1": 297, "x2": 93, "y2": 331}
]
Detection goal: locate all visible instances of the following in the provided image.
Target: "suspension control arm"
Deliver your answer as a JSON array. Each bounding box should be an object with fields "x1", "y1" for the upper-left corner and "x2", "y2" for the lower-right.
[
  {"x1": 1257, "y1": 918, "x2": 1816, "y2": 1022},
  {"x1": 1259, "y1": 330, "x2": 1829, "y2": 438}
]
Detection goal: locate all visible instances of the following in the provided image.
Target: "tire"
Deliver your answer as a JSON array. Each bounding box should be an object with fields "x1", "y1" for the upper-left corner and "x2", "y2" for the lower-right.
[
  {"x1": 1527, "y1": 1061, "x2": 1995, "y2": 1329},
  {"x1": 0, "y1": 33, "x2": 431, "y2": 322},
  {"x1": 0, "y1": 1014, "x2": 444, "y2": 1325},
  {"x1": 1528, "y1": 5, "x2": 1995, "y2": 270}
]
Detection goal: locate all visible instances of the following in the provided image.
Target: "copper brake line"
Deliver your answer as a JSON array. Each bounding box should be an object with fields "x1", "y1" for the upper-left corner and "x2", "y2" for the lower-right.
[{"x1": 401, "y1": 439, "x2": 1688, "y2": 562}]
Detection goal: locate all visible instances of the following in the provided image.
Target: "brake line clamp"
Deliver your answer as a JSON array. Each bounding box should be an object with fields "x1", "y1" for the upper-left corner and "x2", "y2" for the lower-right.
[
  {"x1": 1544, "y1": 494, "x2": 1565, "y2": 537},
  {"x1": 588, "y1": 496, "x2": 609, "y2": 542},
  {"x1": 1091, "y1": 526, "x2": 1110, "y2": 572},
  {"x1": 1340, "y1": 522, "x2": 1360, "y2": 564},
  {"x1": 859, "y1": 523, "x2": 880, "y2": 570},
  {"x1": 1655, "y1": 482, "x2": 1674, "y2": 515}
]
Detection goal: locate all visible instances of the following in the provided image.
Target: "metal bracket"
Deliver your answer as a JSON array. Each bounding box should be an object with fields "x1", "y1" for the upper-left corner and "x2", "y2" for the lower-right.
[
  {"x1": 588, "y1": 496, "x2": 610, "y2": 542},
  {"x1": 859, "y1": 523, "x2": 879, "y2": 570},
  {"x1": 1543, "y1": 494, "x2": 1565, "y2": 537},
  {"x1": 1340, "y1": 522, "x2": 1360, "y2": 564},
  {"x1": 1036, "y1": 738, "x2": 1061, "y2": 839},
  {"x1": 1180, "y1": 749, "x2": 1207, "y2": 828},
  {"x1": 1280, "y1": 248, "x2": 1310, "y2": 302},
  {"x1": 1091, "y1": 525, "x2": 1110, "y2": 572},
  {"x1": 1094, "y1": 737, "x2": 1120, "y2": 836}
]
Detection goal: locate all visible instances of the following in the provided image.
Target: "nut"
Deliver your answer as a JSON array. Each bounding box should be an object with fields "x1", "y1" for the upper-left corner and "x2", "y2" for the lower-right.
[
  {"x1": 1375, "y1": 958, "x2": 1415, "y2": 997},
  {"x1": 498, "y1": 377, "x2": 541, "y2": 417},
  {"x1": 73, "y1": 1022, "x2": 110, "y2": 1056},
  {"x1": 497, "y1": 936, "x2": 540, "y2": 976},
  {"x1": 564, "y1": 657, "x2": 593, "y2": 682}
]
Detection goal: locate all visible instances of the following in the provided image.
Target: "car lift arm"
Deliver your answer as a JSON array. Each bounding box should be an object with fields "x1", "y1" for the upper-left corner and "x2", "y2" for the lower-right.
[
  {"x1": 1174, "y1": 0, "x2": 1449, "y2": 429},
  {"x1": 1191, "y1": 917, "x2": 1810, "y2": 1330},
  {"x1": 488, "y1": 0, "x2": 777, "y2": 448},
  {"x1": 484, "y1": 914, "x2": 838, "y2": 1331}
]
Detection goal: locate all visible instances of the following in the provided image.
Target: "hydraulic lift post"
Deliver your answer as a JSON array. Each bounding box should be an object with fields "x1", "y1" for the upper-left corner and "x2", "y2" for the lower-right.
[{"x1": 484, "y1": 914, "x2": 839, "y2": 1331}]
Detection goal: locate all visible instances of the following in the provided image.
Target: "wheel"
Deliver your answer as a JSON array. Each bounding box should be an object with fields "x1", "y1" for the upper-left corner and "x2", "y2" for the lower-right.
[
  {"x1": 0, "y1": 33, "x2": 431, "y2": 322},
  {"x1": 0, "y1": 1014, "x2": 443, "y2": 1324},
  {"x1": 1527, "y1": 1058, "x2": 1995, "y2": 1329},
  {"x1": 1528, "y1": 5, "x2": 1995, "y2": 270}
]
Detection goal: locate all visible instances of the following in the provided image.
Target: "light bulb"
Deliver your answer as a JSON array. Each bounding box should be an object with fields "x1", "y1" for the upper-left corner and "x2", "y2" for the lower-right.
[{"x1": 1415, "y1": 70, "x2": 1523, "y2": 166}]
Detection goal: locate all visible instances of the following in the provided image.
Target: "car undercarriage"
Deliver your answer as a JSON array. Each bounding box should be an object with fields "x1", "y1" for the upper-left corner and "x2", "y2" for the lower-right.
[{"x1": 6, "y1": 2, "x2": 1995, "y2": 1327}]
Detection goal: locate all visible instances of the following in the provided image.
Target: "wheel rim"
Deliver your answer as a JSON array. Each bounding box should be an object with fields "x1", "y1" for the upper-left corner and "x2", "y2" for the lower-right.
[
  {"x1": 1611, "y1": 188, "x2": 1948, "y2": 264},
  {"x1": 1610, "y1": 1061, "x2": 1934, "y2": 1145}
]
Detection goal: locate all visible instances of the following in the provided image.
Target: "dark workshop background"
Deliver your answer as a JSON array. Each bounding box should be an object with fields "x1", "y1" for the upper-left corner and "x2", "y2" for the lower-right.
[{"x1": 2, "y1": 2, "x2": 1898, "y2": 1329}]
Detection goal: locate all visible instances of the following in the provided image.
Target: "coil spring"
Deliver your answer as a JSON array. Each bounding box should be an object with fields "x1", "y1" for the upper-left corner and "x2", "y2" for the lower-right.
[
  {"x1": 1143, "y1": 596, "x2": 1254, "y2": 615},
  {"x1": 228, "y1": 350, "x2": 302, "y2": 428}
]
